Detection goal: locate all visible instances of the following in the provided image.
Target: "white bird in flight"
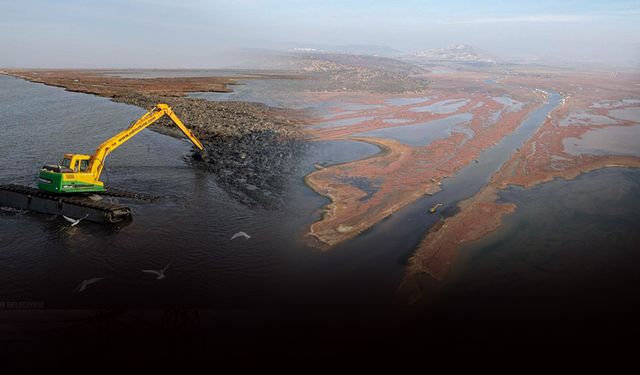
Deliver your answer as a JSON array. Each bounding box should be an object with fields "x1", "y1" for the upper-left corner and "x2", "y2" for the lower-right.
[
  {"x1": 231, "y1": 231, "x2": 251, "y2": 240},
  {"x1": 142, "y1": 262, "x2": 172, "y2": 280},
  {"x1": 74, "y1": 277, "x2": 105, "y2": 293},
  {"x1": 63, "y1": 214, "x2": 89, "y2": 227}
]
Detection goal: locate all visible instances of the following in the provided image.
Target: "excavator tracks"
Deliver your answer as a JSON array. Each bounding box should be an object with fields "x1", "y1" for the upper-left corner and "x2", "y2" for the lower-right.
[
  {"x1": 100, "y1": 187, "x2": 160, "y2": 202},
  {"x1": 0, "y1": 184, "x2": 133, "y2": 223}
]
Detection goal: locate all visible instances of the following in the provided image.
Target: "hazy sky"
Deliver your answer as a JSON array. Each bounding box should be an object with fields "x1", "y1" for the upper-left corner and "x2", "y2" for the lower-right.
[{"x1": 1, "y1": 0, "x2": 639, "y2": 68}]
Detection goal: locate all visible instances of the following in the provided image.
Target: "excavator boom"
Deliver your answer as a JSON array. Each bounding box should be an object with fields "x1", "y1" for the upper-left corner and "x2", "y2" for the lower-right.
[
  {"x1": 38, "y1": 104, "x2": 205, "y2": 193},
  {"x1": 89, "y1": 104, "x2": 204, "y2": 181}
]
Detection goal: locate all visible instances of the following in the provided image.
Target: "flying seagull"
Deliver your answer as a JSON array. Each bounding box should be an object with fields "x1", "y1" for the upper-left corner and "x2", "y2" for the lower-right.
[
  {"x1": 74, "y1": 277, "x2": 105, "y2": 293},
  {"x1": 231, "y1": 231, "x2": 251, "y2": 240},
  {"x1": 142, "y1": 262, "x2": 172, "y2": 280},
  {"x1": 63, "y1": 214, "x2": 89, "y2": 227}
]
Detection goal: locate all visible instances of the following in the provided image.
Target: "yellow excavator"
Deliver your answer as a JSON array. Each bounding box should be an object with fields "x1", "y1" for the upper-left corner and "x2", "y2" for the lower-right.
[{"x1": 37, "y1": 103, "x2": 205, "y2": 194}]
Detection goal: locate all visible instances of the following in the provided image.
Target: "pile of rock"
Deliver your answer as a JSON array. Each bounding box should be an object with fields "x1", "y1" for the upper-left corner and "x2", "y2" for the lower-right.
[{"x1": 114, "y1": 93, "x2": 308, "y2": 208}]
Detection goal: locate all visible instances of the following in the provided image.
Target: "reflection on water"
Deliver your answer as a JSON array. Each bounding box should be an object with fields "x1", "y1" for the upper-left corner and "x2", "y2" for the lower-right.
[
  {"x1": 354, "y1": 113, "x2": 472, "y2": 146},
  {"x1": 384, "y1": 96, "x2": 431, "y2": 106},
  {"x1": 560, "y1": 110, "x2": 618, "y2": 126},
  {"x1": 321, "y1": 110, "x2": 358, "y2": 120},
  {"x1": 382, "y1": 118, "x2": 412, "y2": 124},
  {"x1": 310, "y1": 116, "x2": 375, "y2": 129},
  {"x1": 562, "y1": 124, "x2": 640, "y2": 157},
  {"x1": 189, "y1": 78, "x2": 309, "y2": 109},
  {"x1": 608, "y1": 107, "x2": 640, "y2": 122},
  {"x1": 592, "y1": 99, "x2": 640, "y2": 109},
  {"x1": 491, "y1": 96, "x2": 524, "y2": 112},
  {"x1": 410, "y1": 98, "x2": 470, "y2": 114},
  {"x1": 340, "y1": 103, "x2": 383, "y2": 111}
]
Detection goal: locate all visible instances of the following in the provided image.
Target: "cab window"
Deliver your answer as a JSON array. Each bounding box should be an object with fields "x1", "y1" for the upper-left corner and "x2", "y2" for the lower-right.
[
  {"x1": 61, "y1": 158, "x2": 71, "y2": 168},
  {"x1": 80, "y1": 160, "x2": 89, "y2": 172}
]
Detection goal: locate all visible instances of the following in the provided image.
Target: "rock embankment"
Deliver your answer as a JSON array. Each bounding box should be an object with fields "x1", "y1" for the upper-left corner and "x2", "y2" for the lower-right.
[{"x1": 114, "y1": 93, "x2": 308, "y2": 208}]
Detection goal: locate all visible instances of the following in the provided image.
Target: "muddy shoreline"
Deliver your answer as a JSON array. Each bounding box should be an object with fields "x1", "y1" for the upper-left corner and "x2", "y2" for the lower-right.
[{"x1": 303, "y1": 87, "x2": 541, "y2": 248}]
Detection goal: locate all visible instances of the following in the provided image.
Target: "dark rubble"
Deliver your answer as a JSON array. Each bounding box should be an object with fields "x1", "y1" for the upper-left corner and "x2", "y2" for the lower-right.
[{"x1": 113, "y1": 93, "x2": 309, "y2": 208}]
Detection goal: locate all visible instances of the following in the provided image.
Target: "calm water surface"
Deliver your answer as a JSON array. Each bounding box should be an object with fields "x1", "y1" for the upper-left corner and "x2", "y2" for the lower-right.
[{"x1": 434, "y1": 168, "x2": 640, "y2": 337}]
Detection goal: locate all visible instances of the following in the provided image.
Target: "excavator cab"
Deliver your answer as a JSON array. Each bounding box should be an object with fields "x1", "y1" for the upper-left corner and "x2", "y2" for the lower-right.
[
  {"x1": 38, "y1": 153, "x2": 103, "y2": 193},
  {"x1": 59, "y1": 154, "x2": 92, "y2": 173}
]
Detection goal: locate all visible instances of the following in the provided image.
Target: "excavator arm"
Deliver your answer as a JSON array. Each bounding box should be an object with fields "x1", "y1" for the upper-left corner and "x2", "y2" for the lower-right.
[
  {"x1": 38, "y1": 103, "x2": 205, "y2": 194},
  {"x1": 89, "y1": 103, "x2": 204, "y2": 181}
]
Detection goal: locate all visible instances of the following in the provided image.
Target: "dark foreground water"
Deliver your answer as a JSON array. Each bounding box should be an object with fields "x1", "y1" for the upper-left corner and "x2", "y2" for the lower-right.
[
  {"x1": 427, "y1": 168, "x2": 640, "y2": 342},
  {"x1": 1, "y1": 74, "x2": 640, "y2": 363}
]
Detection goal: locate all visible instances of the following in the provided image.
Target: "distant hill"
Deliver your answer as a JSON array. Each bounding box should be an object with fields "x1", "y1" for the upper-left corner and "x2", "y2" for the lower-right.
[
  {"x1": 296, "y1": 52, "x2": 425, "y2": 74},
  {"x1": 291, "y1": 52, "x2": 429, "y2": 93},
  {"x1": 403, "y1": 44, "x2": 497, "y2": 64},
  {"x1": 288, "y1": 44, "x2": 401, "y2": 57}
]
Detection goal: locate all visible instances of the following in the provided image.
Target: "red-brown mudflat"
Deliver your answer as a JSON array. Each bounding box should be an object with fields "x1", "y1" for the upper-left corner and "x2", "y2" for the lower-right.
[
  {"x1": 400, "y1": 68, "x2": 640, "y2": 303},
  {"x1": 1, "y1": 69, "x2": 296, "y2": 97},
  {"x1": 303, "y1": 76, "x2": 541, "y2": 248}
]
